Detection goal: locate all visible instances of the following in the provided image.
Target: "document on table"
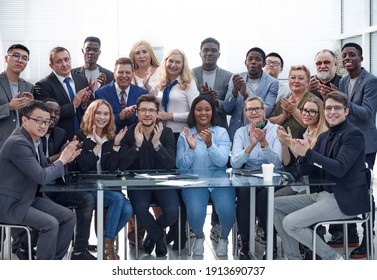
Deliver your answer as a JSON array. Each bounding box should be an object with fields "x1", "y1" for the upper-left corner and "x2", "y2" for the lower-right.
[
  {"x1": 249, "y1": 173, "x2": 281, "y2": 178},
  {"x1": 134, "y1": 173, "x2": 176, "y2": 180},
  {"x1": 156, "y1": 180, "x2": 206, "y2": 187}
]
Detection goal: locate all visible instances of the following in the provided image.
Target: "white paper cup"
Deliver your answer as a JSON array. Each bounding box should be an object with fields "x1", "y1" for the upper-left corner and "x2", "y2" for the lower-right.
[{"x1": 262, "y1": 163, "x2": 274, "y2": 182}]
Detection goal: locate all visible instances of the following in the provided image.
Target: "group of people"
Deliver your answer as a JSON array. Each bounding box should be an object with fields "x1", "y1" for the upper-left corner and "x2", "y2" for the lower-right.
[{"x1": 0, "y1": 36, "x2": 376, "y2": 261}]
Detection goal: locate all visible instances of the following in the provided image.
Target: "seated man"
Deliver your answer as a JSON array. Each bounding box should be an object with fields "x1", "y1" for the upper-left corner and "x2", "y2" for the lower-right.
[
  {"x1": 274, "y1": 91, "x2": 370, "y2": 260},
  {"x1": 0, "y1": 100, "x2": 79, "y2": 260},
  {"x1": 116, "y1": 94, "x2": 179, "y2": 257}
]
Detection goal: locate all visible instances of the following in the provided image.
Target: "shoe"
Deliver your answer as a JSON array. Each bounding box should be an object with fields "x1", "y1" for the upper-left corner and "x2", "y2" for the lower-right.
[
  {"x1": 210, "y1": 224, "x2": 220, "y2": 243},
  {"x1": 193, "y1": 236, "x2": 205, "y2": 255},
  {"x1": 71, "y1": 249, "x2": 97, "y2": 260},
  {"x1": 335, "y1": 253, "x2": 344, "y2": 260},
  {"x1": 16, "y1": 247, "x2": 35, "y2": 260},
  {"x1": 327, "y1": 231, "x2": 359, "y2": 248},
  {"x1": 350, "y1": 240, "x2": 368, "y2": 259},
  {"x1": 155, "y1": 233, "x2": 167, "y2": 257},
  {"x1": 216, "y1": 238, "x2": 228, "y2": 257},
  {"x1": 239, "y1": 235, "x2": 251, "y2": 260},
  {"x1": 143, "y1": 234, "x2": 156, "y2": 255},
  {"x1": 129, "y1": 239, "x2": 144, "y2": 250}
]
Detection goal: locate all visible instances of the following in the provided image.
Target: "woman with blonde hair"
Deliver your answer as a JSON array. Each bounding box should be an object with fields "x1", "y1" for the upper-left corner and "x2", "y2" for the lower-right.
[
  {"x1": 129, "y1": 40, "x2": 160, "y2": 93},
  {"x1": 75, "y1": 99, "x2": 132, "y2": 260}
]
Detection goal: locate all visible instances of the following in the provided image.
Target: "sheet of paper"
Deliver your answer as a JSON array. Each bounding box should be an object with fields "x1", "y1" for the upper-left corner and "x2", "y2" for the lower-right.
[
  {"x1": 134, "y1": 173, "x2": 176, "y2": 180},
  {"x1": 156, "y1": 180, "x2": 206, "y2": 186},
  {"x1": 249, "y1": 173, "x2": 281, "y2": 178}
]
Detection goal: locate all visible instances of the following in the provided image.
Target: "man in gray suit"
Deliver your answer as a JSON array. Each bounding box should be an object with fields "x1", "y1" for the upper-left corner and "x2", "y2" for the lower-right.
[
  {"x1": 192, "y1": 37, "x2": 233, "y2": 129},
  {"x1": 223, "y1": 47, "x2": 279, "y2": 141},
  {"x1": 0, "y1": 100, "x2": 80, "y2": 259},
  {"x1": 338, "y1": 42, "x2": 377, "y2": 259},
  {"x1": 0, "y1": 44, "x2": 34, "y2": 148}
]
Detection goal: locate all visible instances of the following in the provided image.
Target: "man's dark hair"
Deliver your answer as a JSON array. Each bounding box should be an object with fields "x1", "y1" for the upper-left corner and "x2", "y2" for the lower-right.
[
  {"x1": 266, "y1": 52, "x2": 284, "y2": 68},
  {"x1": 187, "y1": 95, "x2": 218, "y2": 128},
  {"x1": 49, "y1": 46, "x2": 70, "y2": 64},
  {"x1": 200, "y1": 37, "x2": 220, "y2": 50},
  {"x1": 115, "y1": 57, "x2": 133, "y2": 67},
  {"x1": 136, "y1": 94, "x2": 160, "y2": 111},
  {"x1": 7, "y1": 44, "x2": 30, "y2": 56},
  {"x1": 21, "y1": 100, "x2": 50, "y2": 118},
  {"x1": 324, "y1": 91, "x2": 349, "y2": 108},
  {"x1": 42, "y1": 97, "x2": 60, "y2": 105},
  {"x1": 342, "y1": 42, "x2": 363, "y2": 56},
  {"x1": 84, "y1": 36, "x2": 101, "y2": 47},
  {"x1": 246, "y1": 47, "x2": 266, "y2": 61}
]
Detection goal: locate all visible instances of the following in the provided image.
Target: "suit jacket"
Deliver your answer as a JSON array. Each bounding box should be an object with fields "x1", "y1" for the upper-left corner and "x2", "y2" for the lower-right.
[
  {"x1": 41, "y1": 126, "x2": 66, "y2": 162},
  {"x1": 95, "y1": 81, "x2": 148, "y2": 131},
  {"x1": 223, "y1": 71, "x2": 278, "y2": 140},
  {"x1": 192, "y1": 66, "x2": 232, "y2": 128},
  {"x1": 297, "y1": 120, "x2": 369, "y2": 216},
  {"x1": 0, "y1": 72, "x2": 34, "y2": 148},
  {"x1": 0, "y1": 127, "x2": 64, "y2": 224},
  {"x1": 71, "y1": 64, "x2": 114, "y2": 88},
  {"x1": 33, "y1": 72, "x2": 90, "y2": 141},
  {"x1": 339, "y1": 68, "x2": 377, "y2": 154}
]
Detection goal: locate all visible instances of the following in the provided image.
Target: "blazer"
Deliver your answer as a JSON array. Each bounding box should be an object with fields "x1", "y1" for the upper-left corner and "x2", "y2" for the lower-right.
[
  {"x1": 339, "y1": 68, "x2": 377, "y2": 154},
  {"x1": 33, "y1": 72, "x2": 90, "y2": 141},
  {"x1": 0, "y1": 127, "x2": 64, "y2": 224},
  {"x1": 192, "y1": 66, "x2": 233, "y2": 129},
  {"x1": 71, "y1": 65, "x2": 114, "y2": 88},
  {"x1": 95, "y1": 81, "x2": 148, "y2": 131},
  {"x1": 223, "y1": 71, "x2": 278, "y2": 140},
  {"x1": 297, "y1": 120, "x2": 370, "y2": 216},
  {"x1": 41, "y1": 126, "x2": 66, "y2": 162},
  {"x1": 0, "y1": 72, "x2": 34, "y2": 148}
]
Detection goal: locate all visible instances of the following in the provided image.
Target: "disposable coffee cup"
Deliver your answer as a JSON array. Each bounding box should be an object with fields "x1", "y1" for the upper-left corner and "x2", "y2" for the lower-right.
[{"x1": 262, "y1": 163, "x2": 274, "y2": 182}]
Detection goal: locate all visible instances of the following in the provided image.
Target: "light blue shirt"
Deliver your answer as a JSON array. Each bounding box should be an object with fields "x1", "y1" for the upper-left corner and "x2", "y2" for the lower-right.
[{"x1": 230, "y1": 121, "x2": 282, "y2": 170}]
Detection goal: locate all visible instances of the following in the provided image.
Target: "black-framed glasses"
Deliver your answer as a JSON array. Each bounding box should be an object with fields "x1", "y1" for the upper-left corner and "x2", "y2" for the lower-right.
[
  {"x1": 245, "y1": 107, "x2": 263, "y2": 113},
  {"x1": 265, "y1": 60, "x2": 281, "y2": 67},
  {"x1": 137, "y1": 108, "x2": 158, "y2": 114},
  {"x1": 27, "y1": 117, "x2": 54, "y2": 126},
  {"x1": 8, "y1": 53, "x2": 29, "y2": 63},
  {"x1": 300, "y1": 108, "x2": 319, "y2": 117},
  {"x1": 324, "y1": 105, "x2": 346, "y2": 112}
]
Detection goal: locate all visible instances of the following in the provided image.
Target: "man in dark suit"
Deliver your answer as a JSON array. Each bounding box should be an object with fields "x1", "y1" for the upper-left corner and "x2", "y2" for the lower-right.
[
  {"x1": 72, "y1": 36, "x2": 114, "y2": 97},
  {"x1": 0, "y1": 100, "x2": 80, "y2": 260},
  {"x1": 95, "y1": 57, "x2": 147, "y2": 132},
  {"x1": 338, "y1": 42, "x2": 377, "y2": 258},
  {"x1": 274, "y1": 91, "x2": 369, "y2": 260},
  {"x1": 33, "y1": 46, "x2": 93, "y2": 141}
]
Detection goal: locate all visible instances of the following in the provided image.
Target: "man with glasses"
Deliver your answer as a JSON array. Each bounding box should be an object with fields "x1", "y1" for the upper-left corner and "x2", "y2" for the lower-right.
[
  {"x1": 72, "y1": 36, "x2": 114, "y2": 97},
  {"x1": 308, "y1": 49, "x2": 341, "y2": 100},
  {"x1": 95, "y1": 57, "x2": 147, "y2": 132},
  {"x1": 263, "y1": 52, "x2": 290, "y2": 103}
]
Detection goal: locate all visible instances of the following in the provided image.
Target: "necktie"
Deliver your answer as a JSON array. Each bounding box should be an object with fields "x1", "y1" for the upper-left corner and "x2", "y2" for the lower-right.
[
  {"x1": 162, "y1": 80, "x2": 178, "y2": 112},
  {"x1": 63, "y1": 77, "x2": 79, "y2": 133},
  {"x1": 120, "y1": 90, "x2": 126, "y2": 109}
]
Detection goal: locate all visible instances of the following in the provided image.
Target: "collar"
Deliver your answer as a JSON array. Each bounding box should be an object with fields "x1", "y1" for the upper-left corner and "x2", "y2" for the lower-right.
[
  {"x1": 115, "y1": 82, "x2": 130, "y2": 96},
  {"x1": 54, "y1": 72, "x2": 73, "y2": 84}
]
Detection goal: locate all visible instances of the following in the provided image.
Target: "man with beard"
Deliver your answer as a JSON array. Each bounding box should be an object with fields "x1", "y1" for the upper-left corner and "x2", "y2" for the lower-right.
[
  {"x1": 308, "y1": 49, "x2": 341, "y2": 100},
  {"x1": 223, "y1": 47, "x2": 278, "y2": 140}
]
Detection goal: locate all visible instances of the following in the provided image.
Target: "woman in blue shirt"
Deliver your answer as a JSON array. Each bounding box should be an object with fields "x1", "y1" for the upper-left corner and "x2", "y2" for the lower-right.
[
  {"x1": 176, "y1": 95, "x2": 235, "y2": 257},
  {"x1": 231, "y1": 96, "x2": 282, "y2": 260}
]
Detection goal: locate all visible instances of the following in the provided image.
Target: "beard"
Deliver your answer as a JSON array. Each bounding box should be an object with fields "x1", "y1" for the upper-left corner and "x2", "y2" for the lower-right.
[
  {"x1": 141, "y1": 120, "x2": 156, "y2": 127},
  {"x1": 316, "y1": 70, "x2": 332, "y2": 81}
]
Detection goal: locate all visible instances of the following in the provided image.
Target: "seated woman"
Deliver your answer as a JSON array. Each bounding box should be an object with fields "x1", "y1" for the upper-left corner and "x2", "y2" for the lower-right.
[
  {"x1": 231, "y1": 96, "x2": 282, "y2": 260},
  {"x1": 176, "y1": 95, "x2": 235, "y2": 257},
  {"x1": 75, "y1": 99, "x2": 133, "y2": 260}
]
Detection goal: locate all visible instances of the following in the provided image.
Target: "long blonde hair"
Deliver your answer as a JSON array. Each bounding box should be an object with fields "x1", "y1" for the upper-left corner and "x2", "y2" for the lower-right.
[
  {"x1": 129, "y1": 40, "x2": 160, "y2": 70},
  {"x1": 158, "y1": 49, "x2": 193, "y2": 91},
  {"x1": 303, "y1": 96, "x2": 328, "y2": 148}
]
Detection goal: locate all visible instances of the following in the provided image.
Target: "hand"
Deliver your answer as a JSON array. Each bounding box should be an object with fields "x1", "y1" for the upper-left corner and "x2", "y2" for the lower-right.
[
  {"x1": 157, "y1": 110, "x2": 172, "y2": 121},
  {"x1": 232, "y1": 74, "x2": 247, "y2": 99},
  {"x1": 97, "y1": 72, "x2": 107, "y2": 88},
  {"x1": 280, "y1": 97, "x2": 297, "y2": 114},
  {"x1": 277, "y1": 126, "x2": 293, "y2": 146},
  {"x1": 92, "y1": 125, "x2": 102, "y2": 144},
  {"x1": 114, "y1": 127, "x2": 127, "y2": 146},
  {"x1": 9, "y1": 93, "x2": 33, "y2": 110},
  {"x1": 58, "y1": 140, "x2": 82, "y2": 165},
  {"x1": 73, "y1": 87, "x2": 92, "y2": 108},
  {"x1": 183, "y1": 127, "x2": 196, "y2": 150},
  {"x1": 318, "y1": 83, "x2": 338, "y2": 99},
  {"x1": 119, "y1": 105, "x2": 136, "y2": 120},
  {"x1": 248, "y1": 122, "x2": 259, "y2": 146},
  {"x1": 308, "y1": 76, "x2": 320, "y2": 93},
  {"x1": 142, "y1": 66, "x2": 157, "y2": 89},
  {"x1": 134, "y1": 122, "x2": 144, "y2": 147},
  {"x1": 88, "y1": 76, "x2": 95, "y2": 92},
  {"x1": 199, "y1": 127, "x2": 212, "y2": 148},
  {"x1": 151, "y1": 122, "x2": 163, "y2": 146},
  {"x1": 290, "y1": 136, "x2": 310, "y2": 157},
  {"x1": 200, "y1": 83, "x2": 219, "y2": 103}
]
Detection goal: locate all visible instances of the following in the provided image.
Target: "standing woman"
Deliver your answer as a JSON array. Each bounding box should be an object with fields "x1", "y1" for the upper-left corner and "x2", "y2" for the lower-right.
[
  {"x1": 129, "y1": 40, "x2": 160, "y2": 94},
  {"x1": 176, "y1": 95, "x2": 235, "y2": 257},
  {"x1": 75, "y1": 99, "x2": 132, "y2": 260},
  {"x1": 157, "y1": 49, "x2": 199, "y2": 142}
]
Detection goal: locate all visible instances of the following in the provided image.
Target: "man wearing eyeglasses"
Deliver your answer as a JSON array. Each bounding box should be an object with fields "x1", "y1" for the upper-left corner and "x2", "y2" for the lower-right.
[
  {"x1": 95, "y1": 57, "x2": 147, "y2": 132},
  {"x1": 0, "y1": 44, "x2": 34, "y2": 149},
  {"x1": 308, "y1": 49, "x2": 341, "y2": 100}
]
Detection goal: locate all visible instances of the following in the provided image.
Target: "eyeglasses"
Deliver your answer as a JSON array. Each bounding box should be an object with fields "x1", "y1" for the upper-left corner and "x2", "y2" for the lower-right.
[
  {"x1": 245, "y1": 107, "x2": 263, "y2": 113},
  {"x1": 324, "y1": 105, "x2": 346, "y2": 112},
  {"x1": 27, "y1": 117, "x2": 54, "y2": 126},
  {"x1": 265, "y1": 60, "x2": 281, "y2": 67},
  {"x1": 137, "y1": 108, "x2": 158, "y2": 114},
  {"x1": 315, "y1": 60, "x2": 333, "y2": 66},
  {"x1": 300, "y1": 108, "x2": 319, "y2": 117},
  {"x1": 8, "y1": 53, "x2": 29, "y2": 63}
]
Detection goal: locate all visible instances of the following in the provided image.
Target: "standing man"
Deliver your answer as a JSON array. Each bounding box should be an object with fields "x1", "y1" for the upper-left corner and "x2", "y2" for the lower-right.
[
  {"x1": 339, "y1": 42, "x2": 377, "y2": 259},
  {"x1": 0, "y1": 100, "x2": 80, "y2": 260},
  {"x1": 308, "y1": 49, "x2": 341, "y2": 99},
  {"x1": 223, "y1": 47, "x2": 278, "y2": 140},
  {"x1": 72, "y1": 36, "x2": 114, "y2": 96},
  {"x1": 95, "y1": 57, "x2": 147, "y2": 132},
  {"x1": 263, "y1": 52, "x2": 290, "y2": 103},
  {"x1": 34, "y1": 46, "x2": 92, "y2": 141},
  {"x1": 192, "y1": 37, "x2": 232, "y2": 129}
]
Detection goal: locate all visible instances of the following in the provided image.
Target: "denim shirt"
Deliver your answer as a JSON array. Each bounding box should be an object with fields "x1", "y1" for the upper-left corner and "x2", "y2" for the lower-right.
[
  {"x1": 230, "y1": 121, "x2": 282, "y2": 170},
  {"x1": 176, "y1": 126, "x2": 231, "y2": 170}
]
